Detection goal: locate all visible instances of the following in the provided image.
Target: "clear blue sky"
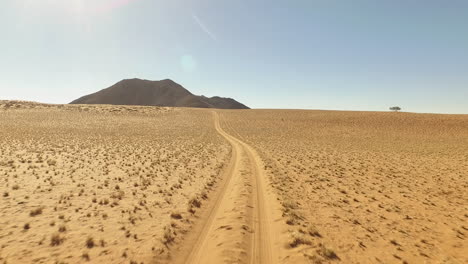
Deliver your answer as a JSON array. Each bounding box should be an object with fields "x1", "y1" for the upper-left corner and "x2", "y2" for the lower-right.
[{"x1": 1, "y1": 0, "x2": 467, "y2": 113}]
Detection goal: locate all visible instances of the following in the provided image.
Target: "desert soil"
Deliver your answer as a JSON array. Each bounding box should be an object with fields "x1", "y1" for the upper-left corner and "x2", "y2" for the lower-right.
[
  {"x1": 0, "y1": 102, "x2": 230, "y2": 264},
  {"x1": 219, "y1": 109, "x2": 468, "y2": 264},
  {"x1": 1, "y1": 102, "x2": 467, "y2": 264}
]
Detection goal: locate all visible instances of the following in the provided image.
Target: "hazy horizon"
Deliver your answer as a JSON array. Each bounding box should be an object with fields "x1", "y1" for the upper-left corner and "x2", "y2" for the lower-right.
[{"x1": 1, "y1": 0, "x2": 467, "y2": 114}]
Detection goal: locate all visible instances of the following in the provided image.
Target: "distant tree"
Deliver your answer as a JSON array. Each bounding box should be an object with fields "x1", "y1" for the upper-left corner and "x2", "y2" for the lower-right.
[{"x1": 389, "y1": 106, "x2": 401, "y2": 112}]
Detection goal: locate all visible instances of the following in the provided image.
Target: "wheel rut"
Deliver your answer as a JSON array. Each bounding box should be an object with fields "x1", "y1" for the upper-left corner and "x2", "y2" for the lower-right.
[{"x1": 174, "y1": 111, "x2": 284, "y2": 264}]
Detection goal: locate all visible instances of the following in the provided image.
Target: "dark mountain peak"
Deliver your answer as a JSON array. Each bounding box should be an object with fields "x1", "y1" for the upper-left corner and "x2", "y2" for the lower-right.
[
  {"x1": 70, "y1": 78, "x2": 249, "y2": 109},
  {"x1": 119, "y1": 78, "x2": 171, "y2": 85},
  {"x1": 160, "y1": 78, "x2": 175, "y2": 83}
]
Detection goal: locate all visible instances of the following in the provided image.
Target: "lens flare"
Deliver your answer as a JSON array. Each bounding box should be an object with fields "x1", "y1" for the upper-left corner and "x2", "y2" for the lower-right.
[{"x1": 181, "y1": 55, "x2": 197, "y2": 73}]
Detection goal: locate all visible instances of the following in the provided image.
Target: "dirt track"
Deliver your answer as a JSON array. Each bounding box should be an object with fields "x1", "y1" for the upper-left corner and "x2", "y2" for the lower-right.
[{"x1": 174, "y1": 112, "x2": 286, "y2": 264}]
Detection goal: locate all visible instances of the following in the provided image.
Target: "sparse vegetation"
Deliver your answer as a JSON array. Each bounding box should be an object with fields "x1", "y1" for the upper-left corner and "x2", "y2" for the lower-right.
[
  {"x1": 389, "y1": 106, "x2": 402, "y2": 112},
  {"x1": 29, "y1": 207, "x2": 43, "y2": 216},
  {"x1": 81, "y1": 252, "x2": 90, "y2": 261},
  {"x1": 162, "y1": 226, "x2": 175, "y2": 245},
  {"x1": 50, "y1": 233, "x2": 64, "y2": 246},
  {"x1": 306, "y1": 226, "x2": 321, "y2": 237},
  {"x1": 0, "y1": 102, "x2": 230, "y2": 263},
  {"x1": 220, "y1": 109, "x2": 468, "y2": 263},
  {"x1": 189, "y1": 196, "x2": 201, "y2": 208},
  {"x1": 317, "y1": 244, "x2": 338, "y2": 259},
  {"x1": 1, "y1": 102, "x2": 465, "y2": 263},
  {"x1": 289, "y1": 232, "x2": 313, "y2": 248},
  {"x1": 85, "y1": 237, "x2": 95, "y2": 248},
  {"x1": 58, "y1": 225, "x2": 67, "y2": 233},
  {"x1": 170, "y1": 212, "x2": 182, "y2": 220}
]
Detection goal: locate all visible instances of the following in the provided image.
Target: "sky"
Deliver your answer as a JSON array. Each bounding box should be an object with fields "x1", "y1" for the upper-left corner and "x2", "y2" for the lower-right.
[{"x1": 0, "y1": 0, "x2": 467, "y2": 113}]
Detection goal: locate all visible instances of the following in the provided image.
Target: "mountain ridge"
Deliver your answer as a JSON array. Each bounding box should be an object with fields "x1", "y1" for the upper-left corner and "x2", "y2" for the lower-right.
[{"x1": 70, "y1": 78, "x2": 249, "y2": 109}]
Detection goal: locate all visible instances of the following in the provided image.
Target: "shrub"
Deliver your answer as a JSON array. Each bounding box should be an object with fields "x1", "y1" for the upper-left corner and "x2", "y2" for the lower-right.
[
  {"x1": 162, "y1": 226, "x2": 174, "y2": 245},
  {"x1": 170, "y1": 212, "x2": 182, "y2": 220},
  {"x1": 50, "y1": 233, "x2": 64, "y2": 246},
  {"x1": 110, "y1": 190, "x2": 125, "y2": 200},
  {"x1": 289, "y1": 232, "x2": 312, "y2": 248},
  {"x1": 86, "y1": 237, "x2": 95, "y2": 248},
  {"x1": 307, "y1": 226, "x2": 321, "y2": 237},
  {"x1": 189, "y1": 197, "x2": 201, "y2": 208},
  {"x1": 30, "y1": 207, "x2": 43, "y2": 216},
  {"x1": 58, "y1": 225, "x2": 67, "y2": 232},
  {"x1": 317, "y1": 244, "x2": 338, "y2": 259}
]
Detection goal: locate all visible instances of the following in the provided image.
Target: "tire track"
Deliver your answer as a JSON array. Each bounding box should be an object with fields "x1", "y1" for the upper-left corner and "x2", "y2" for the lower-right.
[{"x1": 176, "y1": 111, "x2": 284, "y2": 264}]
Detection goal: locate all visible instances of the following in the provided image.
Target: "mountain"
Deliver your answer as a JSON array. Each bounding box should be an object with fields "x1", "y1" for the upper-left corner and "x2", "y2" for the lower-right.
[{"x1": 70, "y1": 78, "x2": 249, "y2": 109}]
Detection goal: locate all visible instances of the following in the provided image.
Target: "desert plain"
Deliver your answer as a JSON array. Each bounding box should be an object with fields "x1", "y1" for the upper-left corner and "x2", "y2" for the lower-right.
[{"x1": 0, "y1": 101, "x2": 467, "y2": 264}]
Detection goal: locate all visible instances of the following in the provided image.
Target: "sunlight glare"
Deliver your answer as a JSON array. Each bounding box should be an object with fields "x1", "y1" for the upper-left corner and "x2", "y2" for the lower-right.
[{"x1": 19, "y1": 0, "x2": 140, "y2": 16}]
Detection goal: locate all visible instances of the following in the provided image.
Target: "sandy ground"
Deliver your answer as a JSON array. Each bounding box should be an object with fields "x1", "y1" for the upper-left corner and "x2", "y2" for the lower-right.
[
  {"x1": 169, "y1": 112, "x2": 288, "y2": 264},
  {"x1": 0, "y1": 101, "x2": 230, "y2": 264},
  {"x1": 1, "y1": 102, "x2": 467, "y2": 264},
  {"x1": 220, "y1": 109, "x2": 468, "y2": 264}
]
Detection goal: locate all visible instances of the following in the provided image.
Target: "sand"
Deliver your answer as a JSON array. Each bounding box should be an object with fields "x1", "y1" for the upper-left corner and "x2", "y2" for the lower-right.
[
  {"x1": 0, "y1": 102, "x2": 230, "y2": 263},
  {"x1": 1, "y1": 102, "x2": 467, "y2": 264},
  {"x1": 219, "y1": 109, "x2": 468, "y2": 264}
]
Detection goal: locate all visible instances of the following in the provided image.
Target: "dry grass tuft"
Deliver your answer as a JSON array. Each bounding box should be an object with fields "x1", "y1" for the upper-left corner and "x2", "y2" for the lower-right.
[
  {"x1": 317, "y1": 244, "x2": 339, "y2": 259},
  {"x1": 50, "y1": 233, "x2": 64, "y2": 246},
  {"x1": 81, "y1": 252, "x2": 90, "y2": 261},
  {"x1": 29, "y1": 207, "x2": 43, "y2": 217},
  {"x1": 162, "y1": 226, "x2": 175, "y2": 245},
  {"x1": 289, "y1": 232, "x2": 313, "y2": 248},
  {"x1": 85, "y1": 237, "x2": 95, "y2": 248},
  {"x1": 170, "y1": 212, "x2": 183, "y2": 220},
  {"x1": 58, "y1": 225, "x2": 67, "y2": 233}
]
